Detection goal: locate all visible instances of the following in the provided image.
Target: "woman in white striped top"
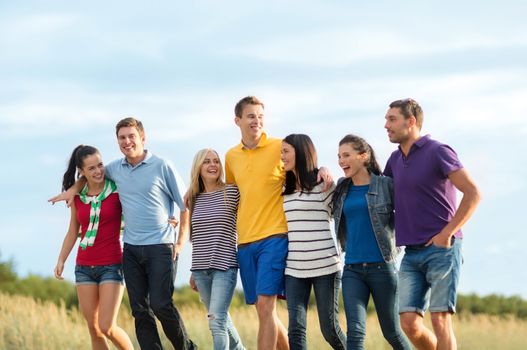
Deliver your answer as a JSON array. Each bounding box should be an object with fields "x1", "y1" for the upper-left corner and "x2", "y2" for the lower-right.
[
  {"x1": 281, "y1": 134, "x2": 346, "y2": 350},
  {"x1": 187, "y1": 149, "x2": 245, "y2": 350}
]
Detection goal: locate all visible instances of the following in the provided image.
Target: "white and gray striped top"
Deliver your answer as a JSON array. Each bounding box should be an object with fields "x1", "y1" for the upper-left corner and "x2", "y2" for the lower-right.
[
  {"x1": 283, "y1": 182, "x2": 341, "y2": 278},
  {"x1": 190, "y1": 185, "x2": 239, "y2": 271}
]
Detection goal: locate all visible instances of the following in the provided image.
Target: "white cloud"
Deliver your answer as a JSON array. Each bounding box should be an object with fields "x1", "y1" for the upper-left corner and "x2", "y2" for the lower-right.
[
  {"x1": 0, "y1": 13, "x2": 77, "y2": 39},
  {"x1": 227, "y1": 27, "x2": 527, "y2": 66},
  {"x1": 0, "y1": 83, "x2": 243, "y2": 142},
  {"x1": 3, "y1": 68, "x2": 524, "y2": 142},
  {"x1": 38, "y1": 153, "x2": 62, "y2": 166},
  {"x1": 0, "y1": 13, "x2": 78, "y2": 58}
]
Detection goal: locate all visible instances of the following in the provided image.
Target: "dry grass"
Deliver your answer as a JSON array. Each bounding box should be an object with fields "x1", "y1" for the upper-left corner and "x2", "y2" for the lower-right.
[{"x1": 1, "y1": 293, "x2": 526, "y2": 349}]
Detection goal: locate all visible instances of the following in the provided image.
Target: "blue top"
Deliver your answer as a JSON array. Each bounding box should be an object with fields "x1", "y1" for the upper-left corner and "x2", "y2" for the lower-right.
[
  {"x1": 105, "y1": 151, "x2": 187, "y2": 245},
  {"x1": 333, "y1": 174, "x2": 399, "y2": 263},
  {"x1": 343, "y1": 184, "x2": 383, "y2": 264},
  {"x1": 384, "y1": 135, "x2": 463, "y2": 245}
]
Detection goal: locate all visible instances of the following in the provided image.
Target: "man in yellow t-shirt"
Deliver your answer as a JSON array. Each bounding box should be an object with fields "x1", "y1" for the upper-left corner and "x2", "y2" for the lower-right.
[
  {"x1": 226, "y1": 96, "x2": 333, "y2": 350},
  {"x1": 225, "y1": 96, "x2": 290, "y2": 350}
]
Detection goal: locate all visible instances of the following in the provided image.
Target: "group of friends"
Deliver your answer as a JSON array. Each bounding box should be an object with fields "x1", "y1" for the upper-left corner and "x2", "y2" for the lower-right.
[{"x1": 50, "y1": 96, "x2": 481, "y2": 350}]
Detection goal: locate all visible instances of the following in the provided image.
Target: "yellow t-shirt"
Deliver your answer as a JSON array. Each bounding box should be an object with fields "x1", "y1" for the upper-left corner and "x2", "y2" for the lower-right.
[{"x1": 225, "y1": 133, "x2": 287, "y2": 244}]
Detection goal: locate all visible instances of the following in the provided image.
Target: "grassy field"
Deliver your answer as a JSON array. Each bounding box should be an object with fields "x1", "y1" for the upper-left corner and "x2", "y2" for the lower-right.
[{"x1": 1, "y1": 292, "x2": 526, "y2": 349}]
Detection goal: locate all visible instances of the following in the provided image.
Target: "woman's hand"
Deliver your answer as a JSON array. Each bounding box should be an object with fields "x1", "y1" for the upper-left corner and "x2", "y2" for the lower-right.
[
  {"x1": 54, "y1": 261, "x2": 65, "y2": 280},
  {"x1": 318, "y1": 166, "x2": 334, "y2": 191},
  {"x1": 189, "y1": 275, "x2": 198, "y2": 292},
  {"x1": 168, "y1": 216, "x2": 179, "y2": 228}
]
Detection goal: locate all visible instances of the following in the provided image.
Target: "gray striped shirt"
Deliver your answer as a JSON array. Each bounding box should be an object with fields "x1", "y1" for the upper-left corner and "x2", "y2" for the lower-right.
[
  {"x1": 283, "y1": 183, "x2": 341, "y2": 278},
  {"x1": 190, "y1": 185, "x2": 239, "y2": 271}
]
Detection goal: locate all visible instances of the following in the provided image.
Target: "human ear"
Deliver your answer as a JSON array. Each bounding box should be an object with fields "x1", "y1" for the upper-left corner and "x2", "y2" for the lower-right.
[
  {"x1": 408, "y1": 115, "x2": 417, "y2": 128},
  {"x1": 359, "y1": 152, "x2": 368, "y2": 162}
]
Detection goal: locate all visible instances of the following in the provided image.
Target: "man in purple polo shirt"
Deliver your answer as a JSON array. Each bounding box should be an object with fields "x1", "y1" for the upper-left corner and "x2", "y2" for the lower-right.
[{"x1": 384, "y1": 98, "x2": 480, "y2": 350}]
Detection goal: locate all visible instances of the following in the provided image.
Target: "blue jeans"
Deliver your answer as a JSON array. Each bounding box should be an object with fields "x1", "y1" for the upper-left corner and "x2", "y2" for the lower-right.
[
  {"x1": 399, "y1": 239, "x2": 463, "y2": 315},
  {"x1": 285, "y1": 272, "x2": 346, "y2": 350},
  {"x1": 342, "y1": 262, "x2": 411, "y2": 350},
  {"x1": 123, "y1": 243, "x2": 196, "y2": 350},
  {"x1": 192, "y1": 268, "x2": 245, "y2": 350}
]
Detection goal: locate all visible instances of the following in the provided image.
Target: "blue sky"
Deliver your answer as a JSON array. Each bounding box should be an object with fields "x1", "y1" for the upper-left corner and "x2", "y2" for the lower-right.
[{"x1": 1, "y1": 1, "x2": 526, "y2": 297}]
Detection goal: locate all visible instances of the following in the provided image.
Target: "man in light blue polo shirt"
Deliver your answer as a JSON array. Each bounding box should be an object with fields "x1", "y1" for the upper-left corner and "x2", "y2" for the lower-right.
[
  {"x1": 110, "y1": 117, "x2": 196, "y2": 350},
  {"x1": 51, "y1": 118, "x2": 196, "y2": 350}
]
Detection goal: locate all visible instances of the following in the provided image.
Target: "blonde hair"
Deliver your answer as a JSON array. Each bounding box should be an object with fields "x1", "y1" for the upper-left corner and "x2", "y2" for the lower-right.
[{"x1": 187, "y1": 149, "x2": 225, "y2": 212}]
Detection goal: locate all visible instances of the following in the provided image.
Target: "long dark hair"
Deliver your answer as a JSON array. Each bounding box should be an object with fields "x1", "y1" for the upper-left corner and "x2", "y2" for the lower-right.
[
  {"x1": 282, "y1": 134, "x2": 320, "y2": 195},
  {"x1": 339, "y1": 134, "x2": 382, "y2": 175},
  {"x1": 62, "y1": 145, "x2": 99, "y2": 191}
]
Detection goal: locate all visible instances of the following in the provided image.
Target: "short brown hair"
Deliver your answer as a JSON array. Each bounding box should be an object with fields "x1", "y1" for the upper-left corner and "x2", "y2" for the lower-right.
[
  {"x1": 115, "y1": 117, "x2": 145, "y2": 136},
  {"x1": 234, "y1": 96, "x2": 264, "y2": 118},
  {"x1": 389, "y1": 98, "x2": 423, "y2": 129}
]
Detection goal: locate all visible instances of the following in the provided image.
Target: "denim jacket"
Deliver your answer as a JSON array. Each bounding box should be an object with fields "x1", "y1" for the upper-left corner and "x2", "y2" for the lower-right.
[{"x1": 332, "y1": 174, "x2": 400, "y2": 263}]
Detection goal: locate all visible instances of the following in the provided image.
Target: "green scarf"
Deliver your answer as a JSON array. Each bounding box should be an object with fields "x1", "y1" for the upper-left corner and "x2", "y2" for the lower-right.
[{"x1": 78, "y1": 179, "x2": 118, "y2": 250}]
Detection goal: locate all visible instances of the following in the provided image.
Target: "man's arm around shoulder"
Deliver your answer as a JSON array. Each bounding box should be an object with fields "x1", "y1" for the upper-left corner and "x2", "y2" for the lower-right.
[{"x1": 48, "y1": 177, "x2": 87, "y2": 207}]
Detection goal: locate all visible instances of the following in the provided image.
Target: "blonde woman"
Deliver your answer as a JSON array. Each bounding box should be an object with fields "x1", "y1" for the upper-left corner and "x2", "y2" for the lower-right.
[
  {"x1": 54, "y1": 145, "x2": 133, "y2": 350},
  {"x1": 187, "y1": 149, "x2": 245, "y2": 350}
]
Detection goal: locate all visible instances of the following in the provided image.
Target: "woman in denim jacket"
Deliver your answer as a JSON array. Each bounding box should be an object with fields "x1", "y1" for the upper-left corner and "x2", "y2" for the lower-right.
[{"x1": 333, "y1": 134, "x2": 411, "y2": 350}]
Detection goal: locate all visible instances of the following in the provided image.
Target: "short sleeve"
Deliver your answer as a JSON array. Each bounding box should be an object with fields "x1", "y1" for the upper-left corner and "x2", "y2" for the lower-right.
[
  {"x1": 163, "y1": 160, "x2": 187, "y2": 211},
  {"x1": 225, "y1": 152, "x2": 235, "y2": 185},
  {"x1": 104, "y1": 159, "x2": 120, "y2": 181},
  {"x1": 435, "y1": 144, "x2": 463, "y2": 178}
]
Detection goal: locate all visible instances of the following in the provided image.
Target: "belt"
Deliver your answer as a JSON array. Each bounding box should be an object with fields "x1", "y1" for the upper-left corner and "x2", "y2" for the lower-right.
[
  {"x1": 345, "y1": 262, "x2": 387, "y2": 269},
  {"x1": 405, "y1": 243, "x2": 428, "y2": 250}
]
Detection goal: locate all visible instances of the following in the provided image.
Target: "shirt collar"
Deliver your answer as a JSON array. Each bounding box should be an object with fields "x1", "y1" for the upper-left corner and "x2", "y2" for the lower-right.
[
  {"x1": 398, "y1": 134, "x2": 431, "y2": 154},
  {"x1": 120, "y1": 150, "x2": 152, "y2": 166},
  {"x1": 239, "y1": 132, "x2": 269, "y2": 150},
  {"x1": 414, "y1": 134, "x2": 431, "y2": 148}
]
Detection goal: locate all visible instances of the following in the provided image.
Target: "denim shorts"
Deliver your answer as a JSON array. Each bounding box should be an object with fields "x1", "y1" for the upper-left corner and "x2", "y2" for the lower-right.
[
  {"x1": 399, "y1": 239, "x2": 462, "y2": 315},
  {"x1": 75, "y1": 263, "x2": 124, "y2": 286},
  {"x1": 237, "y1": 235, "x2": 288, "y2": 304}
]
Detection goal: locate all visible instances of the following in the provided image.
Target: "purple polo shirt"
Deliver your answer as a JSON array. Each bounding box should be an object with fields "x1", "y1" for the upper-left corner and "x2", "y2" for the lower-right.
[{"x1": 384, "y1": 135, "x2": 463, "y2": 246}]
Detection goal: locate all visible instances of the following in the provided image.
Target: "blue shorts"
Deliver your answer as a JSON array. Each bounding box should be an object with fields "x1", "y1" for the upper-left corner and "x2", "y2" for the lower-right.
[
  {"x1": 237, "y1": 235, "x2": 288, "y2": 304},
  {"x1": 399, "y1": 239, "x2": 462, "y2": 315},
  {"x1": 75, "y1": 264, "x2": 124, "y2": 286}
]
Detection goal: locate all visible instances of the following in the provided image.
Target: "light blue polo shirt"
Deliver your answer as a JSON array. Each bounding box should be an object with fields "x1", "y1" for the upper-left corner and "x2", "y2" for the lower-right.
[{"x1": 105, "y1": 151, "x2": 187, "y2": 245}]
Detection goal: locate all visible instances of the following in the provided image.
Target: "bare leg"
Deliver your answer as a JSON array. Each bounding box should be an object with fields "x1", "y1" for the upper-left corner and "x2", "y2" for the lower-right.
[
  {"x1": 97, "y1": 283, "x2": 134, "y2": 350},
  {"x1": 400, "y1": 312, "x2": 436, "y2": 350},
  {"x1": 255, "y1": 295, "x2": 289, "y2": 350},
  {"x1": 431, "y1": 312, "x2": 456, "y2": 350},
  {"x1": 77, "y1": 285, "x2": 110, "y2": 350}
]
